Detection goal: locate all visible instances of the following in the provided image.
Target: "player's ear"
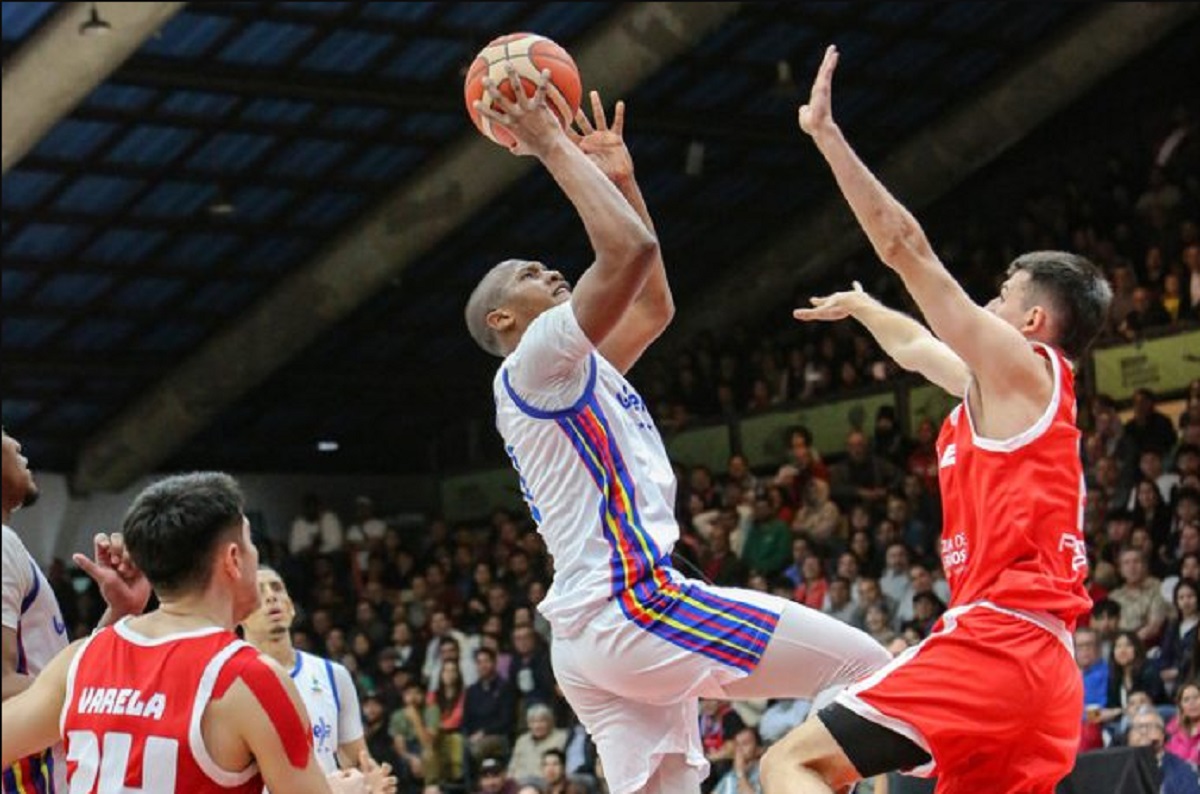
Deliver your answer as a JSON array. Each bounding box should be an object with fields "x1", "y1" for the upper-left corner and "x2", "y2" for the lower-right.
[
  {"x1": 1023, "y1": 304, "x2": 1049, "y2": 337},
  {"x1": 220, "y1": 538, "x2": 246, "y2": 583},
  {"x1": 486, "y1": 308, "x2": 514, "y2": 333}
]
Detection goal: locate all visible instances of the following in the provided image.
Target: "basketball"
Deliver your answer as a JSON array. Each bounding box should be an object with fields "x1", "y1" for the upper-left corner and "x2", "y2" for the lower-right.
[{"x1": 464, "y1": 32, "x2": 583, "y2": 149}]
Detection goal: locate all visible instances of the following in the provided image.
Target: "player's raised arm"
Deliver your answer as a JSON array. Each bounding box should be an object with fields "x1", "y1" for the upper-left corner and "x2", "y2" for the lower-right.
[
  {"x1": 794, "y1": 282, "x2": 968, "y2": 395},
  {"x1": 574, "y1": 92, "x2": 675, "y2": 373},
  {"x1": 474, "y1": 66, "x2": 659, "y2": 348},
  {"x1": 798, "y1": 45, "x2": 1048, "y2": 401}
]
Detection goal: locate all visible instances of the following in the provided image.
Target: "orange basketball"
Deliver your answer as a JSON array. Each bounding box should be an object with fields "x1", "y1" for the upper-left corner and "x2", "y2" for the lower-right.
[{"x1": 464, "y1": 32, "x2": 582, "y2": 149}]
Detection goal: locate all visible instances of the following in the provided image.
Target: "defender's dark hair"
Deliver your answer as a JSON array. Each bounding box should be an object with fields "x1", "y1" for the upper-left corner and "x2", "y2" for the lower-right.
[
  {"x1": 1007, "y1": 251, "x2": 1112, "y2": 360},
  {"x1": 122, "y1": 472, "x2": 245, "y2": 595}
]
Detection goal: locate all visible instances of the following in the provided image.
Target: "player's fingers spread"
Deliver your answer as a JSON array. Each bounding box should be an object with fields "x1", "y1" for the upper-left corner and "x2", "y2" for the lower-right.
[
  {"x1": 474, "y1": 101, "x2": 506, "y2": 124},
  {"x1": 612, "y1": 100, "x2": 626, "y2": 135},
  {"x1": 575, "y1": 108, "x2": 594, "y2": 134},
  {"x1": 590, "y1": 90, "x2": 607, "y2": 130},
  {"x1": 533, "y1": 68, "x2": 551, "y2": 105},
  {"x1": 481, "y1": 79, "x2": 507, "y2": 107}
]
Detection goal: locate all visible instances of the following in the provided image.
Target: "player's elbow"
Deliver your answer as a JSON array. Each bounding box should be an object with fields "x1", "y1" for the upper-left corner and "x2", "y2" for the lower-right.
[
  {"x1": 876, "y1": 216, "x2": 933, "y2": 273},
  {"x1": 628, "y1": 233, "x2": 660, "y2": 272}
]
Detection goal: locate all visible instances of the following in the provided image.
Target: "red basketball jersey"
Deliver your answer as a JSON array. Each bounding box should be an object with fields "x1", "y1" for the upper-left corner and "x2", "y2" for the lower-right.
[
  {"x1": 935, "y1": 342, "x2": 1091, "y2": 626},
  {"x1": 61, "y1": 620, "x2": 265, "y2": 794}
]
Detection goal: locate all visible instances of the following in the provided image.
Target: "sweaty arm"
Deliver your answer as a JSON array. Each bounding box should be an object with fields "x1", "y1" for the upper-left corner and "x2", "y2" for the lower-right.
[
  {"x1": 802, "y1": 47, "x2": 1047, "y2": 402},
  {"x1": 795, "y1": 282, "x2": 968, "y2": 396},
  {"x1": 1, "y1": 640, "x2": 79, "y2": 768}
]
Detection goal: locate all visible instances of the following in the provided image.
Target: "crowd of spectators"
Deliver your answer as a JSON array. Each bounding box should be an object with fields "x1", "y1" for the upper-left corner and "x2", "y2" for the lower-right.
[{"x1": 45, "y1": 102, "x2": 1199, "y2": 794}]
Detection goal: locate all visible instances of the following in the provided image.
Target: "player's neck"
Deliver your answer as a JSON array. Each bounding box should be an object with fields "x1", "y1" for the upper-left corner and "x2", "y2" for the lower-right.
[
  {"x1": 256, "y1": 633, "x2": 297, "y2": 670},
  {"x1": 145, "y1": 593, "x2": 236, "y2": 634}
]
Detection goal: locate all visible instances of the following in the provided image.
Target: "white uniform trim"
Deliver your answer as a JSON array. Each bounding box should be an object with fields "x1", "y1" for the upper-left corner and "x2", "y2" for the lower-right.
[
  {"x1": 59, "y1": 632, "x2": 100, "y2": 737},
  {"x1": 113, "y1": 618, "x2": 226, "y2": 646},
  {"x1": 962, "y1": 341, "x2": 1062, "y2": 453},
  {"x1": 188, "y1": 639, "x2": 260, "y2": 787}
]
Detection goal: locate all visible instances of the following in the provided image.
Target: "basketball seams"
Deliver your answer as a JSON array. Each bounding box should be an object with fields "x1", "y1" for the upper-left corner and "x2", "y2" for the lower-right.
[{"x1": 466, "y1": 32, "x2": 580, "y2": 146}]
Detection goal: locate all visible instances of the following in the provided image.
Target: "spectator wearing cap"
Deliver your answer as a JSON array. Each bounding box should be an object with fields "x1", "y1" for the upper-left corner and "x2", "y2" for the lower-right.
[
  {"x1": 476, "y1": 757, "x2": 519, "y2": 794},
  {"x1": 463, "y1": 646, "x2": 517, "y2": 764}
]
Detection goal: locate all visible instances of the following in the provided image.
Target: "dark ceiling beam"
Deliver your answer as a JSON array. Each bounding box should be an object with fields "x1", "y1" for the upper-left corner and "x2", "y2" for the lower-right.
[
  {"x1": 74, "y1": 2, "x2": 746, "y2": 492},
  {"x1": 65, "y1": 103, "x2": 435, "y2": 147},
  {"x1": 2, "y1": 207, "x2": 315, "y2": 239},
  {"x1": 182, "y1": 1, "x2": 470, "y2": 40},
  {"x1": 1, "y1": 256, "x2": 276, "y2": 280},
  {"x1": 666, "y1": 3, "x2": 1200, "y2": 347},
  {"x1": 111, "y1": 51, "x2": 796, "y2": 145},
  {"x1": 2, "y1": 2, "x2": 188, "y2": 174},
  {"x1": 3, "y1": 353, "x2": 164, "y2": 380},
  {"x1": 21, "y1": 151, "x2": 381, "y2": 194}
]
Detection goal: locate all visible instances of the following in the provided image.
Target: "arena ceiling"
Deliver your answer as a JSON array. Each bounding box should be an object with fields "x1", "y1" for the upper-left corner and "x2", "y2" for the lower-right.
[{"x1": 1, "y1": 2, "x2": 1197, "y2": 488}]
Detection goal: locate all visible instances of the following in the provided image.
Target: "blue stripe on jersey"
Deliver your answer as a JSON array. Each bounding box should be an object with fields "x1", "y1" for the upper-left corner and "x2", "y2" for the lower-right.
[
  {"x1": 555, "y1": 395, "x2": 662, "y2": 593},
  {"x1": 290, "y1": 652, "x2": 304, "y2": 678},
  {"x1": 19, "y1": 562, "x2": 40, "y2": 614},
  {"x1": 324, "y1": 657, "x2": 341, "y2": 712},
  {"x1": 502, "y1": 355, "x2": 597, "y2": 419},
  {"x1": 15, "y1": 623, "x2": 26, "y2": 675},
  {"x1": 617, "y1": 573, "x2": 779, "y2": 672}
]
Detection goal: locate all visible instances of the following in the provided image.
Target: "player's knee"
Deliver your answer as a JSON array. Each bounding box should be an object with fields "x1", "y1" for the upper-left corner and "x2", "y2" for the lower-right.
[{"x1": 760, "y1": 720, "x2": 850, "y2": 790}]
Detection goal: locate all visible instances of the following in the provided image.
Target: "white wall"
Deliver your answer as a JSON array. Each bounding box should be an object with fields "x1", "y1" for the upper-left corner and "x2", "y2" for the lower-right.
[{"x1": 7, "y1": 470, "x2": 438, "y2": 566}]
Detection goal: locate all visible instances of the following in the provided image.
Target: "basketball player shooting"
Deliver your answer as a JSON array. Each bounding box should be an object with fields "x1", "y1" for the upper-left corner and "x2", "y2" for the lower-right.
[
  {"x1": 466, "y1": 67, "x2": 889, "y2": 794},
  {"x1": 759, "y1": 46, "x2": 1113, "y2": 794}
]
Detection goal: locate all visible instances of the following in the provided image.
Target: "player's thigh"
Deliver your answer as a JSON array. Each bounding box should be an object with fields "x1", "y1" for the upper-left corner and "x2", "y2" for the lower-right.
[
  {"x1": 724, "y1": 599, "x2": 891, "y2": 700},
  {"x1": 557, "y1": 675, "x2": 705, "y2": 794}
]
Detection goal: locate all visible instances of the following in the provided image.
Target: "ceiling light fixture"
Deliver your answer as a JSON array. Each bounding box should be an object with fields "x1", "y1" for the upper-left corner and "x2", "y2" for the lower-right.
[
  {"x1": 79, "y1": 3, "x2": 112, "y2": 36},
  {"x1": 684, "y1": 140, "x2": 705, "y2": 177},
  {"x1": 206, "y1": 186, "x2": 236, "y2": 217},
  {"x1": 316, "y1": 440, "x2": 339, "y2": 453}
]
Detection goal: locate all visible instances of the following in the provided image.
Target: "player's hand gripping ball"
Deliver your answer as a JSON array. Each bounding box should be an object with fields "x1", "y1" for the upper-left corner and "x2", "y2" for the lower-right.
[{"x1": 464, "y1": 32, "x2": 583, "y2": 148}]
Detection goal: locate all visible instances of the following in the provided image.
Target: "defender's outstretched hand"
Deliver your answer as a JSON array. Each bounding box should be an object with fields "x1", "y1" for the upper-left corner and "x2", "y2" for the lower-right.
[
  {"x1": 473, "y1": 65, "x2": 566, "y2": 157},
  {"x1": 799, "y1": 44, "x2": 839, "y2": 138},
  {"x1": 573, "y1": 91, "x2": 634, "y2": 185},
  {"x1": 793, "y1": 281, "x2": 871, "y2": 323}
]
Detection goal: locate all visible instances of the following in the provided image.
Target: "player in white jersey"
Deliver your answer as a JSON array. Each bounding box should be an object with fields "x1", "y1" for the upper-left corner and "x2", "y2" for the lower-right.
[
  {"x1": 241, "y1": 568, "x2": 379, "y2": 782},
  {"x1": 465, "y1": 72, "x2": 890, "y2": 794},
  {"x1": 2, "y1": 428, "x2": 151, "y2": 794}
]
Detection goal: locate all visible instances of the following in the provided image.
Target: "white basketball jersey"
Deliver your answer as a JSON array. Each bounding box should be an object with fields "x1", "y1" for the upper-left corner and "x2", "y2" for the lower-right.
[
  {"x1": 289, "y1": 651, "x2": 362, "y2": 774},
  {"x1": 494, "y1": 303, "x2": 679, "y2": 638},
  {"x1": 2, "y1": 524, "x2": 69, "y2": 792}
]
